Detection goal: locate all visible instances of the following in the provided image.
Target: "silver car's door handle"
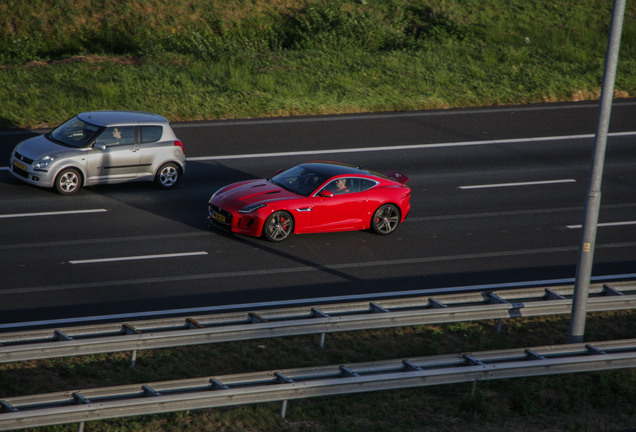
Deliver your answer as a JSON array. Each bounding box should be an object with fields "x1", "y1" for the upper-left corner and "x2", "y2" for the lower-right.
[{"x1": 131, "y1": 146, "x2": 140, "y2": 152}]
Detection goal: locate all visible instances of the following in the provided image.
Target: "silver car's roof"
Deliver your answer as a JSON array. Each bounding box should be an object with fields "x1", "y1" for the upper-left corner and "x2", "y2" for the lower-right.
[{"x1": 77, "y1": 111, "x2": 169, "y2": 126}]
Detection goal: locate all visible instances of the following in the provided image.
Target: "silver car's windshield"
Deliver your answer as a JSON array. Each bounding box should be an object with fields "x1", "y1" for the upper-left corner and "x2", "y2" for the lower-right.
[{"x1": 48, "y1": 116, "x2": 102, "y2": 148}]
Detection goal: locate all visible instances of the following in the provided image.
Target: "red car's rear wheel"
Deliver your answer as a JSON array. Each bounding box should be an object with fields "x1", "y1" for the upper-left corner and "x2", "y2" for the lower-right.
[{"x1": 371, "y1": 204, "x2": 400, "y2": 235}]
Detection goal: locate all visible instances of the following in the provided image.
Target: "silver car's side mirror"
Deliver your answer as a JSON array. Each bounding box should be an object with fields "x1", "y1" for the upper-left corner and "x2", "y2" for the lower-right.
[{"x1": 93, "y1": 142, "x2": 106, "y2": 151}]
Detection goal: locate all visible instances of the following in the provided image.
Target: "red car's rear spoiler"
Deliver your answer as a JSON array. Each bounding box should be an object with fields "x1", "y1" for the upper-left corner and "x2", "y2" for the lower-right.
[{"x1": 384, "y1": 170, "x2": 410, "y2": 184}]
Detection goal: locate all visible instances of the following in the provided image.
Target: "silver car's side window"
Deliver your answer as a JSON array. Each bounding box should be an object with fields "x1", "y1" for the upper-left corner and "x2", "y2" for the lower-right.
[
  {"x1": 140, "y1": 126, "x2": 163, "y2": 143},
  {"x1": 96, "y1": 126, "x2": 135, "y2": 147}
]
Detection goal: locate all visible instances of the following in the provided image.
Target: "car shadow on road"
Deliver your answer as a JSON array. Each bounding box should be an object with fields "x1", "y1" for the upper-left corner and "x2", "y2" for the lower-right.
[
  {"x1": 82, "y1": 158, "x2": 370, "y2": 282},
  {"x1": 85, "y1": 157, "x2": 399, "y2": 287},
  {"x1": 78, "y1": 160, "x2": 256, "y2": 230}
]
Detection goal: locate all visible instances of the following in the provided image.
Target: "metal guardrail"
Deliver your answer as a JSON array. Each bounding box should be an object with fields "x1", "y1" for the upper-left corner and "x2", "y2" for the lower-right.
[
  {"x1": 1, "y1": 280, "x2": 635, "y2": 364},
  {"x1": 2, "y1": 337, "x2": 636, "y2": 430}
]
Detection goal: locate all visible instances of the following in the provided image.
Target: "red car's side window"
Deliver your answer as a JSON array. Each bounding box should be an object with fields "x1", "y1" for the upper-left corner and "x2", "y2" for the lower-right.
[
  {"x1": 322, "y1": 177, "x2": 378, "y2": 195},
  {"x1": 359, "y1": 178, "x2": 377, "y2": 192}
]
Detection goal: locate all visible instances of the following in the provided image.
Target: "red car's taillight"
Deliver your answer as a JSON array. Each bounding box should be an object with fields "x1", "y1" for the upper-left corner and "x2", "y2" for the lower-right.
[{"x1": 174, "y1": 140, "x2": 185, "y2": 155}]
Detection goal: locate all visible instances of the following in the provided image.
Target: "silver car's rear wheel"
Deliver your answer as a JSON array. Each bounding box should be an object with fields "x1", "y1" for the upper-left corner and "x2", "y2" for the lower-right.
[
  {"x1": 155, "y1": 163, "x2": 180, "y2": 189},
  {"x1": 54, "y1": 168, "x2": 81, "y2": 195},
  {"x1": 262, "y1": 211, "x2": 294, "y2": 242},
  {"x1": 371, "y1": 204, "x2": 400, "y2": 235}
]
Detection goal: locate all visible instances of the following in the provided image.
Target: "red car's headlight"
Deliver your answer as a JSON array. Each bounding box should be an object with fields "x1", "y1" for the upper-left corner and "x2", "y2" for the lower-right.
[{"x1": 238, "y1": 204, "x2": 267, "y2": 214}]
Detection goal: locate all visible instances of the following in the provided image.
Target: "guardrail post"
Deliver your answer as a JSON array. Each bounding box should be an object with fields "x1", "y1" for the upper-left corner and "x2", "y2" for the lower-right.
[
  {"x1": 78, "y1": 421, "x2": 85, "y2": 432},
  {"x1": 131, "y1": 349, "x2": 137, "y2": 368},
  {"x1": 311, "y1": 307, "x2": 329, "y2": 348},
  {"x1": 496, "y1": 319, "x2": 502, "y2": 334},
  {"x1": 281, "y1": 400, "x2": 288, "y2": 418}
]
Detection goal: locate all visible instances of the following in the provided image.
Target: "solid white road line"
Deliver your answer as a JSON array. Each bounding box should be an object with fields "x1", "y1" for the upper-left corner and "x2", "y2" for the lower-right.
[
  {"x1": 69, "y1": 251, "x2": 208, "y2": 264},
  {"x1": 2, "y1": 132, "x2": 635, "y2": 168},
  {"x1": 169, "y1": 101, "x2": 636, "y2": 127},
  {"x1": 459, "y1": 179, "x2": 576, "y2": 190},
  {"x1": 567, "y1": 221, "x2": 636, "y2": 229},
  {"x1": 0, "y1": 209, "x2": 108, "y2": 219},
  {"x1": 2, "y1": 272, "x2": 635, "y2": 331},
  {"x1": 186, "y1": 131, "x2": 636, "y2": 161}
]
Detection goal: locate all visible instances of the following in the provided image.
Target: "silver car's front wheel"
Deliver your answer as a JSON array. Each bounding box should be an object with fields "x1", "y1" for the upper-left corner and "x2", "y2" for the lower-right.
[
  {"x1": 155, "y1": 163, "x2": 180, "y2": 189},
  {"x1": 54, "y1": 168, "x2": 81, "y2": 195}
]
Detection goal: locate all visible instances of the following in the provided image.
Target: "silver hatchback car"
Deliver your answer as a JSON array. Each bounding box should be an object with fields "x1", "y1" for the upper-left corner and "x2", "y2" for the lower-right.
[{"x1": 9, "y1": 110, "x2": 186, "y2": 194}]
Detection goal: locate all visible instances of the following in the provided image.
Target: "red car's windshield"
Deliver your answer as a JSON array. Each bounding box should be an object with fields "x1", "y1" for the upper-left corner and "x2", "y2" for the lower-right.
[{"x1": 270, "y1": 165, "x2": 330, "y2": 197}]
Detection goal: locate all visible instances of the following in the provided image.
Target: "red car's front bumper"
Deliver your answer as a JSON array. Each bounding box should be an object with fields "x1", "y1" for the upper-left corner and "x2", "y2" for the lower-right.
[{"x1": 208, "y1": 203, "x2": 266, "y2": 238}]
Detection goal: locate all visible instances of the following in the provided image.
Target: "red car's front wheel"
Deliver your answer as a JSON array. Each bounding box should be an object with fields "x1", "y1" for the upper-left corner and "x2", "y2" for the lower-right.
[{"x1": 262, "y1": 211, "x2": 294, "y2": 242}]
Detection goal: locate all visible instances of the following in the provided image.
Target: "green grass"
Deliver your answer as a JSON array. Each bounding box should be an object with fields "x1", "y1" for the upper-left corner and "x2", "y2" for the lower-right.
[
  {"x1": 2, "y1": 311, "x2": 636, "y2": 431},
  {"x1": 0, "y1": 0, "x2": 634, "y2": 128}
]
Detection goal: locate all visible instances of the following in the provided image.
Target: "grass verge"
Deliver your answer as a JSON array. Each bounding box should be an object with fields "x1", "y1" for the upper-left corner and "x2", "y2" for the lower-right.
[{"x1": 0, "y1": 0, "x2": 634, "y2": 128}]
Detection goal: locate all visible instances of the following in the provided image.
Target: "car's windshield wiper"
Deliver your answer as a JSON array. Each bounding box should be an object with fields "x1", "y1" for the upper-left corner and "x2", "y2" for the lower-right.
[
  {"x1": 269, "y1": 178, "x2": 296, "y2": 194},
  {"x1": 45, "y1": 132, "x2": 69, "y2": 147},
  {"x1": 269, "y1": 178, "x2": 284, "y2": 188}
]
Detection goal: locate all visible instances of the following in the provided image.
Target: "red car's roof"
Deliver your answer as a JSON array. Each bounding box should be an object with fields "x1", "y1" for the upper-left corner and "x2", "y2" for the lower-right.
[{"x1": 295, "y1": 162, "x2": 387, "y2": 179}]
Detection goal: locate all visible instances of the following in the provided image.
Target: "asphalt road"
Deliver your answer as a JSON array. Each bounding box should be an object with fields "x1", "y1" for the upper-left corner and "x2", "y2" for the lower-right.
[{"x1": 1, "y1": 101, "x2": 635, "y2": 328}]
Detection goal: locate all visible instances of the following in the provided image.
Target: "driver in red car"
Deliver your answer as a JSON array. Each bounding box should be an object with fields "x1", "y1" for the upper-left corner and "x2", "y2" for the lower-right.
[{"x1": 334, "y1": 178, "x2": 349, "y2": 194}]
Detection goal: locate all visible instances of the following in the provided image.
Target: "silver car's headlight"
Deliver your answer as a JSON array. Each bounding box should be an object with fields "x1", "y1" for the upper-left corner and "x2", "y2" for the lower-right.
[
  {"x1": 33, "y1": 155, "x2": 56, "y2": 169},
  {"x1": 238, "y1": 204, "x2": 267, "y2": 214}
]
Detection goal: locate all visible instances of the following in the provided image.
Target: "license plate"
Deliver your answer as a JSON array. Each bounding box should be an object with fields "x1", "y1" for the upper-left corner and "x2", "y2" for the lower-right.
[
  {"x1": 212, "y1": 211, "x2": 226, "y2": 223},
  {"x1": 13, "y1": 160, "x2": 27, "y2": 171}
]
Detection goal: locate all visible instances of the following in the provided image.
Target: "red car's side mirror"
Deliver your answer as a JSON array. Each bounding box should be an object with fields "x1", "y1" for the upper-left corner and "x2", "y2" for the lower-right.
[{"x1": 318, "y1": 190, "x2": 333, "y2": 198}]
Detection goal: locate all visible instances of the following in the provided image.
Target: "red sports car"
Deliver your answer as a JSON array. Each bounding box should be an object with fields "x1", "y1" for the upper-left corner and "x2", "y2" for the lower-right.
[{"x1": 208, "y1": 162, "x2": 411, "y2": 242}]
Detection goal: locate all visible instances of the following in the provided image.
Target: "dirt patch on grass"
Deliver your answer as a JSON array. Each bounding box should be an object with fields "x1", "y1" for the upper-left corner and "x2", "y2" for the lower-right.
[{"x1": 0, "y1": 55, "x2": 140, "y2": 69}]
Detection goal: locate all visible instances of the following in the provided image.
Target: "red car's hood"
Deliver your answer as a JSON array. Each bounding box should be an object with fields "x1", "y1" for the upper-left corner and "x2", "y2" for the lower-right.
[{"x1": 212, "y1": 180, "x2": 300, "y2": 209}]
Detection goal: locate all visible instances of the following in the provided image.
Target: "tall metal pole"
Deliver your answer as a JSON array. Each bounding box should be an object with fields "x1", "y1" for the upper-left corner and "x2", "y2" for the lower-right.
[{"x1": 568, "y1": 0, "x2": 626, "y2": 344}]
